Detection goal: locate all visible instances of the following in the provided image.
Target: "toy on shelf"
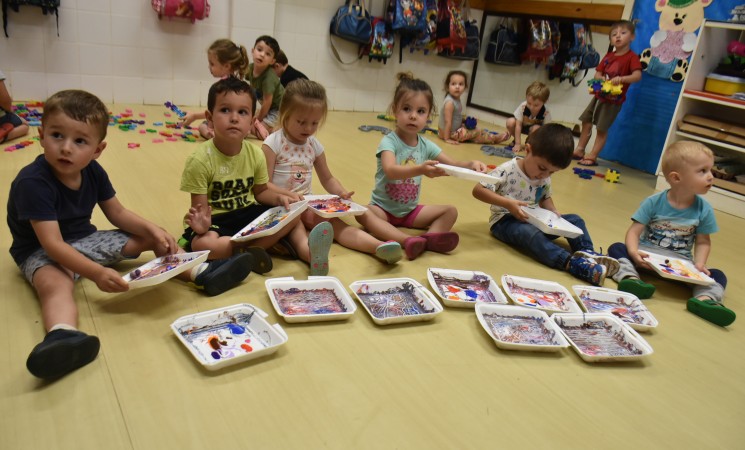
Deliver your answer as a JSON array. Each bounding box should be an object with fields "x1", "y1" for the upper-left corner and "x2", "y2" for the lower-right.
[
  {"x1": 164, "y1": 101, "x2": 187, "y2": 119},
  {"x1": 587, "y1": 79, "x2": 623, "y2": 100}
]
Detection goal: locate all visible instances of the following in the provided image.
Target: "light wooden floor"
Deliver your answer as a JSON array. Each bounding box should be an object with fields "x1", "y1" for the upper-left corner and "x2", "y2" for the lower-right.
[{"x1": 1, "y1": 106, "x2": 743, "y2": 449}]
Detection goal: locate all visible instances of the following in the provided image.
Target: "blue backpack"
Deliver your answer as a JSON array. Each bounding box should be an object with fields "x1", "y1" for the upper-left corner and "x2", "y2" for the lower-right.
[{"x1": 2, "y1": 0, "x2": 59, "y2": 37}]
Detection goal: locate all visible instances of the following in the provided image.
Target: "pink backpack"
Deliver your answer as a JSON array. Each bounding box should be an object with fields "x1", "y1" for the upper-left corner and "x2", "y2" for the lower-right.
[{"x1": 152, "y1": 0, "x2": 210, "y2": 22}]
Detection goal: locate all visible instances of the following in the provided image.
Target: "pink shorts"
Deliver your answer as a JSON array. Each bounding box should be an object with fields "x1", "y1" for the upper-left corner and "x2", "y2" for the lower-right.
[{"x1": 383, "y1": 205, "x2": 424, "y2": 228}]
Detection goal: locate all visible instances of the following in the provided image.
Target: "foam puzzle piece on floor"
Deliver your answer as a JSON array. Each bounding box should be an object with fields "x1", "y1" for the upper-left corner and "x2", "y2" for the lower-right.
[
  {"x1": 359, "y1": 125, "x2": 391, "y2": 135},
  {"x1": 480, "y1": 145, "x2": 515, "y2": 159}
]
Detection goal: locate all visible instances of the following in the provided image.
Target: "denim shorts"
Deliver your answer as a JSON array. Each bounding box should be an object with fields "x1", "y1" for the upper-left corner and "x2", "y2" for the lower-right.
[{"x1": 19, "y1": 230, "x2": 130, "y2": 283}]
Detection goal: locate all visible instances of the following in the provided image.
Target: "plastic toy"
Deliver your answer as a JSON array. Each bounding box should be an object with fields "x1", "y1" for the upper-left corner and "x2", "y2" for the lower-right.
[
  {"x1": 605, "y1": 169, "x2": 620, "y2": 183},
  {"x1": 573, "y1": 167, "x2": 595, "y2": 180},
  {"x1": 164, "y1": 101, "x2": 187, "y2": 119},
  {"x1": 587, "y1": 79, "x2": 623, "y2": 99},
  {"x1": 464, "y1": 116, "x2": 477, "y2": 130}
]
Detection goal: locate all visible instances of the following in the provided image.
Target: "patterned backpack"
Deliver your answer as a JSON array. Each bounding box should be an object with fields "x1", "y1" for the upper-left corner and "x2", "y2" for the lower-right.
[{"x1": 152, "y1": 0, "x2": 210, "y2": 22}]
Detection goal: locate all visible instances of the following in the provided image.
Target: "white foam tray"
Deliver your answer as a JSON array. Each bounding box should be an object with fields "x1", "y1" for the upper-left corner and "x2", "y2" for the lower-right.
[
  {"x1": 265, "y1": 276, "x2": 356, "y2": 322},
  {"x1": 427, "y1": 267, "x2": 508, "y2": 308},
  {"x1": 230, "y1": 200, "x2": 307, "y2": 242},
  {"x1": 349, "y1": 278, "x2": 443, "y2": 325},
  {"x1": 123, "y1": 250, "x2": 209, "y2": 289},
  {"x1": 476, "y1": 303, "x2": 569, "y2": 352},
  {"x1": 171, "y1": 303, "x2": 287, "y2": 371},
  {"x1": 572, "y1": 285, "x2": 659, "y2": 331}
]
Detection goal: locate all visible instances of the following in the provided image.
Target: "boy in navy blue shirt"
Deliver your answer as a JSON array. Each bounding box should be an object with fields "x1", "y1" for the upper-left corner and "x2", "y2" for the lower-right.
[{"x1": 7, "y1": 90, "x2": 260, "y2": 379}]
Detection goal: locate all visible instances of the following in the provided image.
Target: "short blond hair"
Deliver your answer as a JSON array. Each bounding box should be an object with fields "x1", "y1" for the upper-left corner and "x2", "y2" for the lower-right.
[
  {"x1": 526, "y1": 81, "x2": 550, "y2": 103},
  {"x1": 661, "y1": 141, "x2": 714, "y2": 176}
]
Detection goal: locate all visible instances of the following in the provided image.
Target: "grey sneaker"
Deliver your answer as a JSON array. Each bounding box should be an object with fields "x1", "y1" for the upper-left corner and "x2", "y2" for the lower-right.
[{"x1": 573, "y1": 250, "x2": 620, "y2": 278}]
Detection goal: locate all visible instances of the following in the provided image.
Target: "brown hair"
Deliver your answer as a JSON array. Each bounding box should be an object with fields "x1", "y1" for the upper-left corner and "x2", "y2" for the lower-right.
[
  {"x1": 389, "y1": 72, "x2": 434, "y2": 117},
  {"x1": 208, "y1": 39, "x2": 250, "y2": 79},
  {"x1": 207, "y1": 77, "x2": 256, "y2": 115},
  {"x1": 526, "y1": 81, "x2": 550, "y2": 103},
  {"x1": 444, "y1": 70, "x2": 469, "y2": 91},
  {"x1": 279, "y1": 79, "x2": 328, "y2": 131},
  {"x1": 610, "y1": 20, "x2": 635, "y2": 36},
  {"x1": 526, "y1": 123, "x2": 574, "y2": 169},
  {"x1": 661, "y1": 141, "x2": 714, "y2": 177},
  {"x1": 42, "y1": 90, "x2": 109, "y2": 141}
]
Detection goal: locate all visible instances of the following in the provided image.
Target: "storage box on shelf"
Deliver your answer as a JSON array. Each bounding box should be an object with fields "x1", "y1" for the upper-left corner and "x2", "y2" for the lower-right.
[{"x1": 657, "y1": 20, "x2": 745, "y2": 219}]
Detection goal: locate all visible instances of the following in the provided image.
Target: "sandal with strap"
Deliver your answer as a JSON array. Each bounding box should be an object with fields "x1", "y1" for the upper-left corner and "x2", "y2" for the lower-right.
[{"x1": 577, "y1": 158, "x2": 598, "y2": 167}]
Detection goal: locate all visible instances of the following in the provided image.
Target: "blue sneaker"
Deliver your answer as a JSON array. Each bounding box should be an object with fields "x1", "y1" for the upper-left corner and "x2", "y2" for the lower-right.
[
  {"x1": 567, "y1": 255, "x2": 607, "y2": 286},
  {"x1": 573, "y1": 250, "x2": 620, "y2": 278}
]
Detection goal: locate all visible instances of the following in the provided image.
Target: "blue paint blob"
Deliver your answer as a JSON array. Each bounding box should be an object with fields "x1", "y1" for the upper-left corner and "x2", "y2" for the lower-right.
[
  {"x1": 227, "y1": 323, "x2": 245, "y2": 334},
  {"x1": 211, "y1": 351, "x2": 221, "y2": 360},
  {"x1": 464, "y1": 289, "x2": 478, "y2": 299}
]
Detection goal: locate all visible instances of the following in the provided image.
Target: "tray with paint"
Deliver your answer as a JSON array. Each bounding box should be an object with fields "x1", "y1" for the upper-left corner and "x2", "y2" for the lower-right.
[
  {"x1": 436, "y1": 163, "x2": 499, "y2": 184},
  {"x1": 265, "y1": 276, "x2": 357, "y2": 322},
  {"x1": 520, "y1": 205, "x2": 583, "y2": 238},
  {"x1": 501, "y1": 275, "x2": 582, "y2": 314},
  {"x1": 572, "y1": 285, "x2": 659, "y2": 332},
  {"x1": 230, "y1": 200, "x2": 308, "y2": 242},
  {"x1": 171, "y1": 303, "x2": 288, "y2": 371},
  {"x1": 348, "y1": 278, "x2": 443, "y2": 325},
  {"x1": 426, "y1": 268, "x2": 508, "y2": 308},
  {"x1": 475, "y1": 303, "x2": 569, "y2": 352},
  {"x1": 122, "y1": 250, "x2": 210, "y2": 289},
  {"x1": 551, "y1": 313, "x2": 653, "y2": 362},
  {"x1": 642, "y1": 250, "x2": 715, "y2": 286},
  {"x1": 304, "y1": 194, "x2": 367, "y2": 218}
]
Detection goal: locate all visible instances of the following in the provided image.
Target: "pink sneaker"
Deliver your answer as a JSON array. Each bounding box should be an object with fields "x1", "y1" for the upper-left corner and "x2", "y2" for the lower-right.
[
  {"x1": 421, "y1": 232, "x2": 459, "y2": 253},
  {"x1": 403, "y1": 236, "x2": 426, "y2": 260}
]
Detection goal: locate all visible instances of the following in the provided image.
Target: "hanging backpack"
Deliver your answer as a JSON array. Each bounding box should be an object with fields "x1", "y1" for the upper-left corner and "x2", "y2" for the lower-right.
[
  {"x1": 438, "y1": 19, "x2": 479, "y2": 60},
  {"x1": 2, "y1": 0, "x2": 59, "y2": 37},
  {"x1": 359, "y1": 17, "x2": 395, "y2": 63},
  {"x1": 152, "y1": 0, "x2": 210, "y2": 22},
  {"x1": 435, "y1": 0, "x2": 467, "y2": 54},
  {"x1": 484, "y1": 18, "x2": 520, "y2": 66},
  {"x1": 564, "y1": 23, "x2": 600, "y2": 86},
  {"x1": 330, "y1": 0, "x2": 373, "y2": 44},
  {"x1": 547, "y1": 22, "x2": 575, "y2": 81},
  {"x1": 520, "y1": 19, "x2": 553, "y2": 67},
  {"x1": 406, "y1": 0, "x2": 438, "y2": 55}
]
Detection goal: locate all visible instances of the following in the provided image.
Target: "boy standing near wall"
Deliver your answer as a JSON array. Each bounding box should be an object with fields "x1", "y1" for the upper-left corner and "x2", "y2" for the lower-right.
[{"x1": 573, "y1": 20, "x2": 642, "y2": 166}]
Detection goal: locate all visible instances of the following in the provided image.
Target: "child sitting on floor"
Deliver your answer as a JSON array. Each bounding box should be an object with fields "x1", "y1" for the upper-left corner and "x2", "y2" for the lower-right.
[
  {"x1": 7, "y1": 90, "x2": 254, "y2": 379},
  {"x1": 0, "y1": 69, "x2": 29, "y2": 143},
  {"x1": 180, "y1": 77, "x2": 333, "y2": 276},
  {"x1": 608, "y1": 141, "x2": 735, "y2": 327},
  {"x1": 246, "y1": 35, "x2": 284, "y2": 139},
  {"x1": 263, "y1": 79, "x2": 403, "y2": 264},
  {"x1": 472, "y1": 123, "x2": 619, "y2": 286},
  {"x1": 438, "y1": 70, "x2": 510, "y2": 145},
  {"x1": 356, "y1": 72, "x2": 488, "y2": 260},
  {"x1": 180, "y1": 39, "x2": 250, "y2": 139},
  {"x1": 505, "y1": 81, "x2": 552, "y2": 153}
]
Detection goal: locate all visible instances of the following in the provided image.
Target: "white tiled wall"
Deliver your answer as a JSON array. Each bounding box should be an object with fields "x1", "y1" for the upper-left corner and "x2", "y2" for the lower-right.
[{"x1": 0, "y1": 0, "x2": 600, "y2": 128}]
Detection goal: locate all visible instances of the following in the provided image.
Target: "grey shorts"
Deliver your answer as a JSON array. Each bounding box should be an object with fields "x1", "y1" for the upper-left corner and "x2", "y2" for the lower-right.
[
  {"x1": 19, "y1": 230, "x2": 131, "y2": 283},
  {"x1": 579, "y1": 97, "x2": 622, "y2": 132}
]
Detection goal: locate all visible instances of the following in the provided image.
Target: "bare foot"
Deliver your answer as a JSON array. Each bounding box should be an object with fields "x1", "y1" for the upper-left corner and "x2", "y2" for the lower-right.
[{"x1": 186, "y1": 203, "x2": 212, "y2": 235}]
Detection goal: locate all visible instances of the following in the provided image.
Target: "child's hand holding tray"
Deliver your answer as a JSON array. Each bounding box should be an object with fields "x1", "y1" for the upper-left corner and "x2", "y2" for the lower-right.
[
  {"x1": 304, "y1": 194, "x2": 367, "y2": 218},
  {"x1": 435, "y1": 163, "x2": 499, "y2": 184},
  {"x1": 642, "y1": 251, "x2": 715, "y2": 286},
  {"x1": 231, "y1": 200, "x2": 308, "y2": 242},
  {"x1": 520, "y1": 205, "x2": 584, "y2": 238},
  {"x1": 123, "y1": 250, "x2": 210, "y2": 289}
]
